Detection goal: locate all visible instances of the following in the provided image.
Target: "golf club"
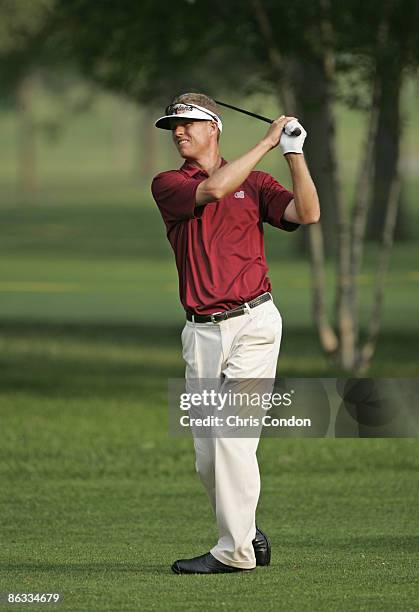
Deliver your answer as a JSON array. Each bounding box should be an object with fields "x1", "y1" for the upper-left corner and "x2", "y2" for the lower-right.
[{"x1": 214, "y1": 100, "x2": 302, "y2": 136}]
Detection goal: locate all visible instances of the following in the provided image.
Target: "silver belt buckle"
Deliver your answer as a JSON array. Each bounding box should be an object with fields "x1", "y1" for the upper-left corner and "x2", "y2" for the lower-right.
[{"x1": 210, "y1": 311, "x2": 223, "y2": 324}]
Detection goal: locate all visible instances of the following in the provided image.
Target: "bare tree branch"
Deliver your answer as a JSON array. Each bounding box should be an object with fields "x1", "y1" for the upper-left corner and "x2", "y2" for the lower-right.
[
  {"x1": 308, "y1": 223, "x2": 338, "y2": 354},
  {"x1": 334, "y1": 151, "x2": 355, "y2": 368},
  {"x1": 309, "y1": 0, "x2": 355, "y2": 369},
  {"x1": 349, "y1": 77, "x2": 380, "y2": 335},
  {"x1": 357, "y1": 170, "x2": 401, "y2": 373},
  {"x1": 252, "y1": 0, "x2": 340, "y2": 359},
  {"x1": 250, "y1": 0, "x2": 296, "y2": 111}
]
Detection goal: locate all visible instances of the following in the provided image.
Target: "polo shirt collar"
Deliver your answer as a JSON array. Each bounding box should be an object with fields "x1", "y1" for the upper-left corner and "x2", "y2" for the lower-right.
[{"x1": 180, "y1": 157, "x2": 228, "y2": 178}]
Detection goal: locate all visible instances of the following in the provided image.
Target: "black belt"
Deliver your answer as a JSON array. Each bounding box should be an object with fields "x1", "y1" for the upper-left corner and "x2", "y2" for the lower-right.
[{"x1": 186, "y1": 292, "x2": 272, "y2": 324}]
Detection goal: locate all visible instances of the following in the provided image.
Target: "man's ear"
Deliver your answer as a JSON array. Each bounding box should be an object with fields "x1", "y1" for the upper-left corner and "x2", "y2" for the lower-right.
[{"x1": 210, "y1": 121, "x2": 218, "y2": 137}]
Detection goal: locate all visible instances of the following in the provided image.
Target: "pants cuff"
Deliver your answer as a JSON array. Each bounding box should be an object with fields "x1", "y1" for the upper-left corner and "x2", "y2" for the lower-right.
[{"x1": 210, "y1": 546, "x2": 256, "y2": 570}]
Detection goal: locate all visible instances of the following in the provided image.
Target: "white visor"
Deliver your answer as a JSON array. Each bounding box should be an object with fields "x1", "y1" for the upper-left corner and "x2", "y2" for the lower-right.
[{"x1": 155, "y1": 103, "x2": 223, "y2": 132}]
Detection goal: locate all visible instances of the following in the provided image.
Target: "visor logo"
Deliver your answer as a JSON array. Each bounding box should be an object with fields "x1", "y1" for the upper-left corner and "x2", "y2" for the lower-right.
[
  {"x1": 172, "y1": 104, "x2": 193, "y2": 115},
  {"x1": 165, "y1": 104, "x2": 194, "y2": 116}
]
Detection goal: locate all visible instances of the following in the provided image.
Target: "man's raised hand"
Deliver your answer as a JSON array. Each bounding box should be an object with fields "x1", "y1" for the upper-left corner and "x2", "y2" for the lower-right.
[
  {"x1": 262, "y1": 115, "x2": 307, "y2": 155},
  {"x1": 279, "y1": 119, "x2": 307, "y2": 155},
  {"x1": 263, "y1": 115, "x2": 295, "y2": 150}
]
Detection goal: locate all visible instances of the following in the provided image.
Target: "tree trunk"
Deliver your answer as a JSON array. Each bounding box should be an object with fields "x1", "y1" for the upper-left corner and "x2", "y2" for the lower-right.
[
  {"x1": 138, "y1": 105, "x2": 157, "y2": 181},
  {"x1": 293, "y1": 58, "x2": 339, "y2": 258},
  {"x1": 366, "y1": 57, "x2": 406, "y2": 241},
  {"x1": 357, "y1": 171, "x2": 401, "y2": 373},
  {"x1": 15, "y1": 73, "x2": 39, "y2": 204},
  {"x1": 251, "y1": 0, "x2": 296, "y2": 112},
  {"x1": 349, "y1": 76, "x2": 380, "y2": 342},
  {"x1": 308, "y1": 222, "x2": 338, "y2": 356},
  {"x1": 251, "y1": 0, "x2": 338, "y2": 258},
  {"x1": 252, "y1": 0, "x2": 344, "y2": 363}
]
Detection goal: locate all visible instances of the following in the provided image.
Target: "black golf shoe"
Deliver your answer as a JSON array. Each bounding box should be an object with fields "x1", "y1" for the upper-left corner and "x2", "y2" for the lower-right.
[
  {"x1": 171, "y1": 552, "x2": 254, "y2": 575},
  {"x1": 252, "y1": 526, "x2": 271, "y2": 566}
]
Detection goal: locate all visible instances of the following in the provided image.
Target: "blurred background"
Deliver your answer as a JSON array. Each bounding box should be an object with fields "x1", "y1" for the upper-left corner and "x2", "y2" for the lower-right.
[
  {"x1": 1, "y1": 2, "x2": 419, "y2": 609},
  {"x1": 0, "y1": 0, "x2": 418, "y2": 379}
]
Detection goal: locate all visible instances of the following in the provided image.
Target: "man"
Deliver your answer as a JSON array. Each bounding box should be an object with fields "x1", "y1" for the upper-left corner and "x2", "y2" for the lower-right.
[{"x1": 151, "y1": 93, "x2": 320, "y2": 574}]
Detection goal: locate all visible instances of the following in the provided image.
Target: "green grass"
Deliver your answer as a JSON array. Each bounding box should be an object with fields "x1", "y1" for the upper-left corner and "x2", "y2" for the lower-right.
[
  {"x1": 0, "y1": 256, "x2": 418, "y2": 610},
  {"x1": 1, "y1": 84, "x2": 419, "y2": 610},
  {"x1": 0, "y1": 307, "x2": 418, "y2": 610},
  {"x1": 1, "y1": 386, "x2": 419, "y2": 611},
  {"x1": 1, "y1": 201, "x2": 419, "y2": 342}
]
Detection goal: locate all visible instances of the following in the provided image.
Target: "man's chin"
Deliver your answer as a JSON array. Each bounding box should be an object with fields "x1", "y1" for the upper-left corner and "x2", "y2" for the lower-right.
[{"x1": 179, "y1": 151, "x2": 195, "y2": 161}]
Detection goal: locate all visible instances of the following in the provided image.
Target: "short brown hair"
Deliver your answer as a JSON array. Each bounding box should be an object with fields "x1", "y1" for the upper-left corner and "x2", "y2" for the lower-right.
[
  {"x1": 171, "y1": 92, "x2": 221, "y2": 140},
  {"x1": 172, "y1": 92, "x2": 219, "y2": 115}
]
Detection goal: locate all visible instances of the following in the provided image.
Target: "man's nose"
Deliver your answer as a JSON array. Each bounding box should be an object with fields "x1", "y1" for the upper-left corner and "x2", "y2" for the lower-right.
[{"x1": 174, "y1": 124, "x2": 185, "y2": 137}]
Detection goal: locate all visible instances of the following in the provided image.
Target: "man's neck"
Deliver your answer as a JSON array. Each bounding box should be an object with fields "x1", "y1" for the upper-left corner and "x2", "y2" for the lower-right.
[{"x1": 185, "y1": 151, "x2": 222, "y2": 176}]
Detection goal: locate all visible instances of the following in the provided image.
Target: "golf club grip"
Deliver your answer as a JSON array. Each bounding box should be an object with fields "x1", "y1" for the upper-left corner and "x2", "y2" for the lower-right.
[
  {"x1": 267, "y1": 120, "x2": 302, "y2": 138},
  {"x1": 214, "y1": 100, "x2": 301, "y2": 136},
  {"x1": 284, "y1": 125, "x2": 302, "y2": 137},
  {"x1": 267, "y1": 118, "x2": 302, "y2": 137}
]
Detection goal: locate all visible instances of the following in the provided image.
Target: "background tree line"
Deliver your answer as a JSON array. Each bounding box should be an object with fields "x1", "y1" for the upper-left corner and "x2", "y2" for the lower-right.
[{"x1": 1, "y1": 0, "x2": 418, "y2": 373}]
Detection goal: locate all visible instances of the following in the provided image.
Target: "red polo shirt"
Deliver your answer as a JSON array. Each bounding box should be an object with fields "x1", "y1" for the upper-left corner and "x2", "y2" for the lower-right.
[{"x1": 151, "y1": 158, "x2": 299, "y2": 315}]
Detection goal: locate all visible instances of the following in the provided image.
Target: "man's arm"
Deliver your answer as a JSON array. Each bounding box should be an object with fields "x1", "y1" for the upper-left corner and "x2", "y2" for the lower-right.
[
  {"x1": 196, "y1": 115, "x2": 296, "y2": 207},
  {"x1": 282, "y1": 155, "x2": 320, "y2": 225}
]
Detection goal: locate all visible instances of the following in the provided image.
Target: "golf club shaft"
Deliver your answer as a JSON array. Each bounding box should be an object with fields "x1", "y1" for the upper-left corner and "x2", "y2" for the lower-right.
[{"x1": 214, "y1": 100, "x2": 301, "y2": 136}]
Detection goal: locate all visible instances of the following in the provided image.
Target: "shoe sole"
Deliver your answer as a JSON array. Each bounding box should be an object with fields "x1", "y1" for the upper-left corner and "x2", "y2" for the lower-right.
[{"x1": 171, "y1": 561, "x2": 255, "y2": 575}]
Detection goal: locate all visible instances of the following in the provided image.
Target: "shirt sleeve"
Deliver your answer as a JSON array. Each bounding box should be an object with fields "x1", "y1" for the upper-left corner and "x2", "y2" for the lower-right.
[
  {"x1": 151, "y1": 171, "x2": 205, "y2": 224},
  {"x1": 258, "y1": 171, "x2": 300, "y2": 232}
]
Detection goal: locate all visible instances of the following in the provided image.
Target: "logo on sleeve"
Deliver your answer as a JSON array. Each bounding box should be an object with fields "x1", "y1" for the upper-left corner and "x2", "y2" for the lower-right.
[{"x1": 234, "y1": 190, "x2": 245, "y2": 199}]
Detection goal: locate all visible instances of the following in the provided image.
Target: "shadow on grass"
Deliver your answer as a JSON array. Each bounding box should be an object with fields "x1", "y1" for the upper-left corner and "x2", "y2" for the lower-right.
[
  {"x1": 0, "y1": 204, "x2": 302, "y2": 262},
  {"x1": 0, "y1": 561, "x2": 169, "y2": 575},
  {"x1": 0, "y1": 319, "x2": 418, "y2": 400},
  {"x1": 0, "y1": 319, "x2": 184, "y2": 400},
  {"x1": 284, "y1": 534, "x2": 419, "y2": 553}
]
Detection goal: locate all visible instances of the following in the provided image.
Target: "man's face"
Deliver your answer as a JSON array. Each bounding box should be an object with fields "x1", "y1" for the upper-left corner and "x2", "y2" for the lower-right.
[{"x1": 170, "y1": 118, "x2": 217, "y2": 158}]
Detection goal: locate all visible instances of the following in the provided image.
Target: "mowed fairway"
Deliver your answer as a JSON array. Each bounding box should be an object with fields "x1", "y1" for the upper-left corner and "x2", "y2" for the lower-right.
[{"x1": 1, "y1": 197, "x2": 419, "y2": 611}]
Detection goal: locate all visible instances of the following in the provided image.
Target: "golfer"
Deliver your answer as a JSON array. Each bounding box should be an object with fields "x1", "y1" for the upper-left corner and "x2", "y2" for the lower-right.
[{"x1": 151, "y1": 93, "x2": 320, "y2": 574}]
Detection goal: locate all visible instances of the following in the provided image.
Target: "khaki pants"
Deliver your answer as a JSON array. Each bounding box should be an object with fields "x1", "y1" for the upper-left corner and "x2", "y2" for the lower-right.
[{"x1": 181, "y1": 297, "x2": 282, "y2": 569}]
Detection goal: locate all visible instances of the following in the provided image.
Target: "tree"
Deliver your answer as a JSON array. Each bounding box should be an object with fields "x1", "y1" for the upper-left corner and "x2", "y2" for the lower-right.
[
  {"x1": 363, "y1": 1, "x2": 419, "y2": 242},
  {"x1": 44, "y1": 0, "x2": 418, "y2": 372},
  {"x1": 251, "y1": 0, "x2": 339, "y2": 257},
  {"x1": 327, "y1": 0, "x2": 419, "y2": 371},
  {"x1": 0, "y1": 0, "x2": 101, "y2": 203},
  {"x1": 0, "y1": 0, "x2": 55, "y2": 201}
]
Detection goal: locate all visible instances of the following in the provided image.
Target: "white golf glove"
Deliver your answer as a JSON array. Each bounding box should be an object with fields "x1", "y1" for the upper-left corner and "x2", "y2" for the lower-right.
[{"x1": 279, "y1": 120, "x2": 307, "y2": 155}]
